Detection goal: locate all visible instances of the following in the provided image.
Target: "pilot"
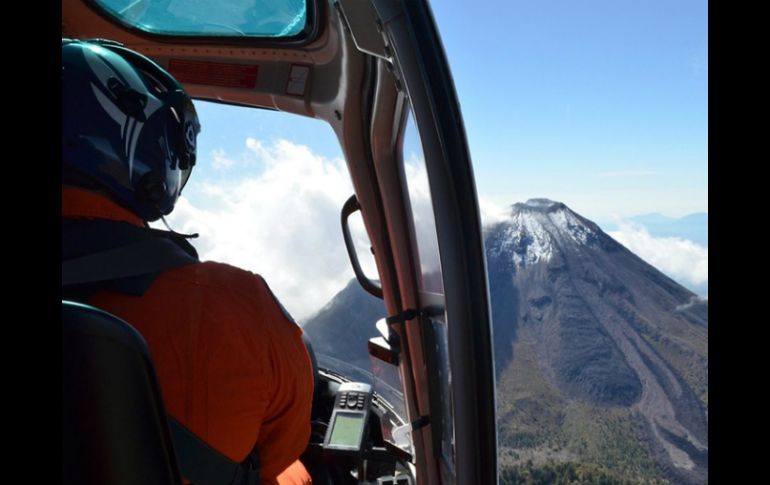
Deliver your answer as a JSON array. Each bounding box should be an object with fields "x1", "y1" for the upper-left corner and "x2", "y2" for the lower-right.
[{"x1": 61, "y1": 38, "x2": 313, "y2": 485}]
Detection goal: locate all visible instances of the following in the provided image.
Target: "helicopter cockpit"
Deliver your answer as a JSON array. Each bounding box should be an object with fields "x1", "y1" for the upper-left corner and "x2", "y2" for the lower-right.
[{"x1": 62, "y1": 1, "x2": 498, "y2": 484}]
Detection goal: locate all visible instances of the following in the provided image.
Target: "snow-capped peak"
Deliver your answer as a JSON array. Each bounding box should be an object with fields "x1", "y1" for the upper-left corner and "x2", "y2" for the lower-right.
[{"x1": 490, "y1": 199, "x2": 599, "y2": 266}]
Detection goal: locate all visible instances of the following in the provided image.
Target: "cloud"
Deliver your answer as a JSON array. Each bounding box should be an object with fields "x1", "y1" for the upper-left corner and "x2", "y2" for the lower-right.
[
  {"x1": 162, "y1": 138, "x2": 509, "y2": 319},
  {"x1": 478, "y1": 197, "x2": 509, "y2": 226},
  {"x1": 675, "y1": 295, "x2": 707, "y2": 312},
  {"x1": 608, "y1": 222, "x2": 708, "y2": 292},
  {"x1": 162, "y1": 138, "x2": 484, "y2": 320},
  {"x1": 160, "y1": 138, "x2": 362, "y2": 321},
  {"x1": 211, "y1": 148, "x2": 235, "y2": 170}
]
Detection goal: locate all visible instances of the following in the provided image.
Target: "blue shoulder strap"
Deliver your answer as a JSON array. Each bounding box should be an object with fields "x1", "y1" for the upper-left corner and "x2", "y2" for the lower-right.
[
  {"x1": 62, "y1": 236, "x2": 196, "y2": 286},
  {"x1": 62, "y1": 219, "x2": 198, "y2": 297}
]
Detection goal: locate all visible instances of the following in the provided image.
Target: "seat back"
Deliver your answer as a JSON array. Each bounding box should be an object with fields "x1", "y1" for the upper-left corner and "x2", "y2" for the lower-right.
[{"x1": 62, "y1": 300, "x2": 182, "y2": 485}]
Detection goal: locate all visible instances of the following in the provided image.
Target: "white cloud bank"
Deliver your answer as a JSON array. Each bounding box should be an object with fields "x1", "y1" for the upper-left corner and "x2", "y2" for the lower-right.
[
  {"x1": 478, "y1": 197, "x2": 510, "y2": 226},
  {"x1": 608, "y1": 222, "x2": 708, "y2": 291},
  {"x1": 163, "y1": 138, "x2": 360, "y2": 321}
]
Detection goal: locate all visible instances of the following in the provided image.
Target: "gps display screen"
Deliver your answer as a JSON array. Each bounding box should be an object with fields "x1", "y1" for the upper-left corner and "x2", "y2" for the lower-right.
[{"x1": 328, "y1": 413, "x2": 365, "y2": 448}]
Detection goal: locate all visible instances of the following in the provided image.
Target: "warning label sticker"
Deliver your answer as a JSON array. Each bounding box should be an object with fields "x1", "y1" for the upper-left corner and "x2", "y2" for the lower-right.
[
  {"x1": 169, "y1": 59, "x2": 258, "y2": 89},
  {"x1": 286, "y1": 65, "x2": 311, "y2": 96}
]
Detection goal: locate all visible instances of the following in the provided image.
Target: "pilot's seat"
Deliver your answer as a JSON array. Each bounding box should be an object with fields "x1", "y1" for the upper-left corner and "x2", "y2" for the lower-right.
[
  {"x1": 62, "y1": 300, "x2": 182, "y2": 485},
  {"x1": 63, "y1": 300, "x2": 321, "y2": 485}
]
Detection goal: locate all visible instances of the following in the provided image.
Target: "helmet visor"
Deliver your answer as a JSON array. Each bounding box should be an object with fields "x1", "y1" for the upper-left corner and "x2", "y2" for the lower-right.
[{"x1": 164, "y1": 91, "x2": 200, "y2": 192}]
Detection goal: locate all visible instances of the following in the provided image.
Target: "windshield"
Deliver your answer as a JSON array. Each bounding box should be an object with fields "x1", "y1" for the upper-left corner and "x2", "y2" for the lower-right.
[
  {"x1": 159, "y1": 98, "x2": 407, "y2": 419},
  {"x1": 93, "y1": 0, "x2": 308, "y2": 37}
]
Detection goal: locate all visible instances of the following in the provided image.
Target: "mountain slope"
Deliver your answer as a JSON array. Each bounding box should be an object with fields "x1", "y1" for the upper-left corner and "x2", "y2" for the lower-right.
[
  {"x1": 488, "y1": 199, "x2": 707, "y2": 484},
  {"x1": 301, "y1": 278, "x2": 386, "y2": 374}
]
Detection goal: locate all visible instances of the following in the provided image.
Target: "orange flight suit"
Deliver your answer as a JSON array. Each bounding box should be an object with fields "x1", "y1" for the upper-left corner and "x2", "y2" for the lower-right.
[{"x1": 63, "y1": 187, "x2": 313, "y2": 485}]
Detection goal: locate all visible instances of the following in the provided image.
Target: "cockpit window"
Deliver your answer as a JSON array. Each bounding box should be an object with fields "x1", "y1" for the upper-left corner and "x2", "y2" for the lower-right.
[
  {"x1": 400, "y1": 108, "x2": 456, "y2": 478},
  {"x1": 92, "y1": 0, "x2": 308, "y2": 38},
  {"x1": 401, "y1": 113, "x2": 444, "y2": 295}
]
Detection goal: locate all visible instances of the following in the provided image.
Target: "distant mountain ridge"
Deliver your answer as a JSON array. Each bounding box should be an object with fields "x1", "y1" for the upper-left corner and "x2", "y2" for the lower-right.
[{"x1": 304, "y1": 199, "x2": 708, "y2": 484}]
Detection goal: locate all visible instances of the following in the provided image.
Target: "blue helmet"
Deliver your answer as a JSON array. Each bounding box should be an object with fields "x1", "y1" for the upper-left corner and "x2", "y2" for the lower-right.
[{"x1": 62, "y1": 38, "x2": 201, "y2": 221}]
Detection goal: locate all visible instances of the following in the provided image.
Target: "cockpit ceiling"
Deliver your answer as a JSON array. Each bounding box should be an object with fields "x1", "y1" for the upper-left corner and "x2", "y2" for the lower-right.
[{"x1": 62, "y1": 0, "x2": 356, "y2": 122}]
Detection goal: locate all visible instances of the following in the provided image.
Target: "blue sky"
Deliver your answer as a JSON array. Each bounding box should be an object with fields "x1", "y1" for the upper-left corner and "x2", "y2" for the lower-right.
[
  {"x1": 433, "y1": 0, "x2": 708, "y2": 221},
  {"x1": 172, "y1": 0, "x2": 708, "y2": 316}
]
